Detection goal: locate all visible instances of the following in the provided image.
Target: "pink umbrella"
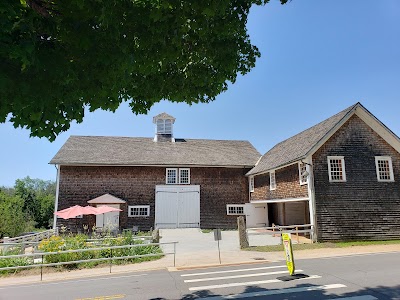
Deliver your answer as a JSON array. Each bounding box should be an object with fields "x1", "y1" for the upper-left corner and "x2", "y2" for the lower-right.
[
  {"x1": 94, "y1": 206, "x2": 122, "y2": 214},
  {"x1": 55, "y1": 205, "x2": 97, "y2": 219}
]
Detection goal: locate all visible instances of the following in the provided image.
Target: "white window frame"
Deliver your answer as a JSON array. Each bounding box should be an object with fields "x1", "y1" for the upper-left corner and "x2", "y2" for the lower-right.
[
  {"x1": 128, "y1": 205, "x2": 150, "y2": 217},
  {"x1": 179, "y1": 168, "x2": 190, "y2": 184},
  {"x1": 270, "y1": 171, "x2": 276, "y2": 190},
  {"x1": 249, "y1": 176, "x2": 254, "y2": 192},
  {"x1": 157, "y1": 119, "x2": 172, "y2": 134},
  {"x1": 299, "y1": 162, "x2": 308, "y2": 185},
  {"x1": 166, "y1": 168, "x2": 178, "y2": 184},
  {"x1": 327, "y1": 156, "x2": 346, "y2": 182},
  {"x1": 226, "y1": 204, "x2": 245, "y2": 215},
  {"x1": 375, "y1": 156, "x2": 394, "y2": 182}
]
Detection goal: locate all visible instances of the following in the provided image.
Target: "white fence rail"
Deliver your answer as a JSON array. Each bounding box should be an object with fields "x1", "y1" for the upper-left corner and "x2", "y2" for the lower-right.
[
  {"x1": 0, "y1": 229, "x2": 58, "y2": 253},
  {"x1": 1, "y1": 229, "x2": 57, "y2": 245},
  {"x1": 247, "y1": 224, "x2": 314, "y2": 244},
  {"x1": 0, "y1": 241, "x2": 177, "y2": 281}
]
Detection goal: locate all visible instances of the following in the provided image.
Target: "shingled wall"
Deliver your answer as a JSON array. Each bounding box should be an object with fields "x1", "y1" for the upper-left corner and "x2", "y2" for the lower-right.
[
  {"x1": 250, "y1": 164, "x2": 309, "y2": 226},
  {"x1": 250, "y1": 164, "x2": 308, "y2": 201},
  {"x1": 313, "y1": 115, "x2": 400, "y2": 241},
  {"x1": 57, "y1": 166, "x2": 250, "y2": 231}
]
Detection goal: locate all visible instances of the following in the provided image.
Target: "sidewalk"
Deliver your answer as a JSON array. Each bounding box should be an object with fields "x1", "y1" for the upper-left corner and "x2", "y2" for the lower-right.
[{"x1": 1, "y1": 229, "x2": 399, "y2": 287}]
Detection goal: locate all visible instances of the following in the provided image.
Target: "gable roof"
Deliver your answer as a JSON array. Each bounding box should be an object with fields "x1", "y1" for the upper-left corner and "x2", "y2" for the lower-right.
[
  {"x1": 247, "y1": 102, "x2": 400, "y2": 176},
  {"x1": 50, "y1": 136, "x2": 261, "y2": 167},
  {"x1": 87, "y1": 194, "x2": 126, "y2": 204},
  {"x1": 153, "y1": 112, "x2": 176, "y2": 123}
]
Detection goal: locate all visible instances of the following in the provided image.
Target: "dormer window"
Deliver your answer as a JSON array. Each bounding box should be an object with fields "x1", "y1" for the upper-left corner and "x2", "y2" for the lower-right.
[
  {"x1": 153, "y1": 112, "x2": 176, "y2": 142},
  {"x1": 157, "y1": 119, "x2": 172, "y2": 134}
]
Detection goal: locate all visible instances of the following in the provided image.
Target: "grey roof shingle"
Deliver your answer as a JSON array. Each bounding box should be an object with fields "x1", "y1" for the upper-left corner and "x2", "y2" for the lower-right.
[
  {"x1": 247, "y1": 103, "x2": 359, "y2": 176},
  {"x1": 50, "y1": 136, "x2": 261, "y2": 167}
]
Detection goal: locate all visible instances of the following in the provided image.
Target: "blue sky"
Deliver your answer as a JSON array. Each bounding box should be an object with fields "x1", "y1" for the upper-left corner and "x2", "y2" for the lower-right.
[{"x1": 1, "y1": 0, "x2": 399, "y2": 187}]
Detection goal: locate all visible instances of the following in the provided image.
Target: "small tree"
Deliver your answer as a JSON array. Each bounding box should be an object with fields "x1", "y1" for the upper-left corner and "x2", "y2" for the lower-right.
[
  {"x1": 14, "y1": 177, "x2": 55, "y2": 229},
  {"x1": 0, "y1": 192, "x2": 34, "y2": 238}
]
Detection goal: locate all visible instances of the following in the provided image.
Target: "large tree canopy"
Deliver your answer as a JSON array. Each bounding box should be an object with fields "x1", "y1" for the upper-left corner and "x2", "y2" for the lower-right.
[{"x1": 1, "y1": 0, "x2": 287, "y2": 140}]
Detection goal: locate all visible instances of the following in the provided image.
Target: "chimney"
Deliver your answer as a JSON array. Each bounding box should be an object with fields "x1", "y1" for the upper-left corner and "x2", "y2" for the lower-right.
[{"x1": 153, "y1": 113, "x2": 176, "y2": 142}]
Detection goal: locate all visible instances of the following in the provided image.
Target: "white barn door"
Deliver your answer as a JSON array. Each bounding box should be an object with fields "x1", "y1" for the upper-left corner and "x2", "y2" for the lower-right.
[
  {"x1": 245, "y1": 203, "x2": 268, "y2": 228},
  {"x1": 155, "y1": 185, "x2": 200, "y2": 229},
  {"x1": 154, "y1": 191, "x2": 179, "y2": 228}
]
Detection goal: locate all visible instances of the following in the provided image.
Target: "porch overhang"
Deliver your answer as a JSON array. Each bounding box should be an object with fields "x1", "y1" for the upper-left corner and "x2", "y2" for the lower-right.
[{"x1": 250, "y1": 197, "x2": 309, "y2": 204}]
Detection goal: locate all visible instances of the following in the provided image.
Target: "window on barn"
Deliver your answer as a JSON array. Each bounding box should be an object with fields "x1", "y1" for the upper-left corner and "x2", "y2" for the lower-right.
[
  {"x1": 179, "y1": 168, "x2": 190, "y2": 184},
  {"x1": 270, "y1": 171, "x2": 276, "y2": 190},
  {"x1": 375, "y1": 156, "x2": 394, "y2": 182},
  {"x1": 128, "y1": 205, "x2": 150, "y2": 217},
  {"x1": 327, "y1": 156, "x2": 346, "y2": 182},
  {"x1": 166, "y1": 168, "x2": 191, "y2": 184},
  {"x1": 166, "y1": 168, "x2": 178, "y2": 184},
  {"x1": 226, "y1": 205, "x2": 245, "y2": 215},
  {"x1": 299, "y1": 162, "x2": 308, "y2": 185},
  {"x1": 157, "y1": 119, "x2": 172, "y2": 134},
  {"x1": 249, "y1": 176, "x2": 254, "y2": 192}
]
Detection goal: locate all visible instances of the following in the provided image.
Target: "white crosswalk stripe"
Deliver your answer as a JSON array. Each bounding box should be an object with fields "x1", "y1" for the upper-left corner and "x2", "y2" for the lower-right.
[
  {"x1": 184, "y1": 269, "x2": 304, "y2": 283},
  {"x1": 334, "y1": 296, "x2": 378, "y2": 300},
  {"x1": 188, "y1": 275, "x2": 322, "y2": 291},
  {"x1": 180, "y1": 265, "x2": 287, "y2": 277},
  {"x1": 181, "y1": 264, "x2": 377, "y2": 299}
]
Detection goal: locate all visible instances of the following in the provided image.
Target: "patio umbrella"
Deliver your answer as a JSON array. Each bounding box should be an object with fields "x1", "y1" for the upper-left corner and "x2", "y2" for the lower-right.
[
  {"x1": 55, "y1": 205, "x2": 96, "y2": 219},
  {"x1": 94, "y1": 205, "x2": 122, "y2": 214},
  {"x1": 55, "y1": 205, "x2": 98, "y2": 233}
]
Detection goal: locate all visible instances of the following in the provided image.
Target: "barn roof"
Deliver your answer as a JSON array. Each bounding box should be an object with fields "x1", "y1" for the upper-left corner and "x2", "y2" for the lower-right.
[
  {"x1": 247, "y1": 102, "x2": 399, "y2": 176},
  {"x1": 50, "y1": 136, "x2": 261, "y2": 167}
]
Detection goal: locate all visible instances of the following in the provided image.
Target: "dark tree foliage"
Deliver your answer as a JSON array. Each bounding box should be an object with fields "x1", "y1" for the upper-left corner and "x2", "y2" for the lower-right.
[
  {"x1": 0, "y1": 0, "x2": 288, "y2": 141},
  {"x1": 0, "y1": 191, "x2": 31, "y2": 238},
  {"x1": 14, "y1": 177, "x2": 56, "y2": 229}
]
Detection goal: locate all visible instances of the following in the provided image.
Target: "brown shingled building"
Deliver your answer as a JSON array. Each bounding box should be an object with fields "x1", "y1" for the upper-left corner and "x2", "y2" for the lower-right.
[{"x1": 51, "y1": 103, "x2": 400, "y2": 241}]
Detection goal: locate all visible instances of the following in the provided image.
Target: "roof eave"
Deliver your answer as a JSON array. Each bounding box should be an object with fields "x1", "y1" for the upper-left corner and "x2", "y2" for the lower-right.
[{"x1": 50, "y1": 162, "x2": 257, "y2": 168}]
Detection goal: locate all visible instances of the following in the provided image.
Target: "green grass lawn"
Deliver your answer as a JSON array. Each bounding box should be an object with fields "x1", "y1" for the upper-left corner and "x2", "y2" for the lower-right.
[{"x1": 244, "y1": 240, "x2": 400, "y2": 252}]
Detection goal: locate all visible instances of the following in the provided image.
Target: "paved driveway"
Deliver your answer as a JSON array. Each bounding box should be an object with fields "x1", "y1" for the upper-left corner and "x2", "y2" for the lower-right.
[{"x1": 159, "y1": 228, "x2": 281, "y2": 267}]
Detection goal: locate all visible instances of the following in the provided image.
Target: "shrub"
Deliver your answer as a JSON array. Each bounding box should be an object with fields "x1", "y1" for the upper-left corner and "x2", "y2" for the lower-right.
[
  {"x1": 0, "y1": 249, "x2": 32, "y2": 275},
  {"x1": 37, "y1": 232, "x2": 162, "y2": 270}
]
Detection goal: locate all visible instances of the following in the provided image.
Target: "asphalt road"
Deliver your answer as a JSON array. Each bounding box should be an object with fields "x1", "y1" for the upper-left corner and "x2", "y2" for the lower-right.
[{"x1": 1, "y1": 252, "x2": 399, "y2": 300}]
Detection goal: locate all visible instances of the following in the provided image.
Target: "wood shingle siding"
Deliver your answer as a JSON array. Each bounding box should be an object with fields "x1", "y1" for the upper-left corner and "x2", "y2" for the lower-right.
[
  {"x1": 250, "y1": 164, "x2": 308, "y2": 201},
  {"x1": 313, "y1": 115, "x2": 400, "y2": 241},
  {"x1": 57, "y1": 166, "x2": 251, "y2": 231}
]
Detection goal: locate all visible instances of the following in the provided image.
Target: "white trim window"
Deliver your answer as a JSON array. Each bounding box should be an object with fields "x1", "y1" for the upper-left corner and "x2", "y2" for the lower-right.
[
  {"x1": 226, "y1": 205, "x2": 245, "y2": 215},
  {"x1": 270, "y1": 171, "x2": 276, "y2": 190},
  {"x1": 249, "y1": 176, "x2": 254, "y2": 192},
  {"x1": 375, "y1": 156, "x2": 394, "y2": 182},
  {"x1": 166, "y1": 168, "x2": 191, "y2": 184},
  {"x1": 299, "y1": 162, "x2": 308, "y2": 185},
  {"x1": 179, "y1": 168, "x2": 190, "y2": 184},
  {"x1": 128, "y1": 205, "x2": 150, "y2": 217},
  {"x1": 327, "y1": 156, "x2": 346, "y2": 182},
  {"x1": 166, "y1": 168, "x2": 178, "y2": 184},
  {"x1": 156, "y1": 119, "x2": 172, "y2": 134}
]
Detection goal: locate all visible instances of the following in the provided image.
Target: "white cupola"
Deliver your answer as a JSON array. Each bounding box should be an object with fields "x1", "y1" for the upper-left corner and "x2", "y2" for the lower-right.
[{"x1": 153, "y1": 112, "x2": 176, "y2": 142}]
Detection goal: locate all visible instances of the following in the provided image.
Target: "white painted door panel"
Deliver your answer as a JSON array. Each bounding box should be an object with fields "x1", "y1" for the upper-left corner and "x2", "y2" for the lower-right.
[
  {"x1": 155, "y1": 185, "x2": 200, "y2": 229},
  {"x1": 155, "y1": 191, "x2": 179, "y2": 228},
  {"x1": 178, "y1": 191, "x2": 200, "y2": 228},
  {"x1": 245, "y1": 203, "x2": 268, "y2": 228}
]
